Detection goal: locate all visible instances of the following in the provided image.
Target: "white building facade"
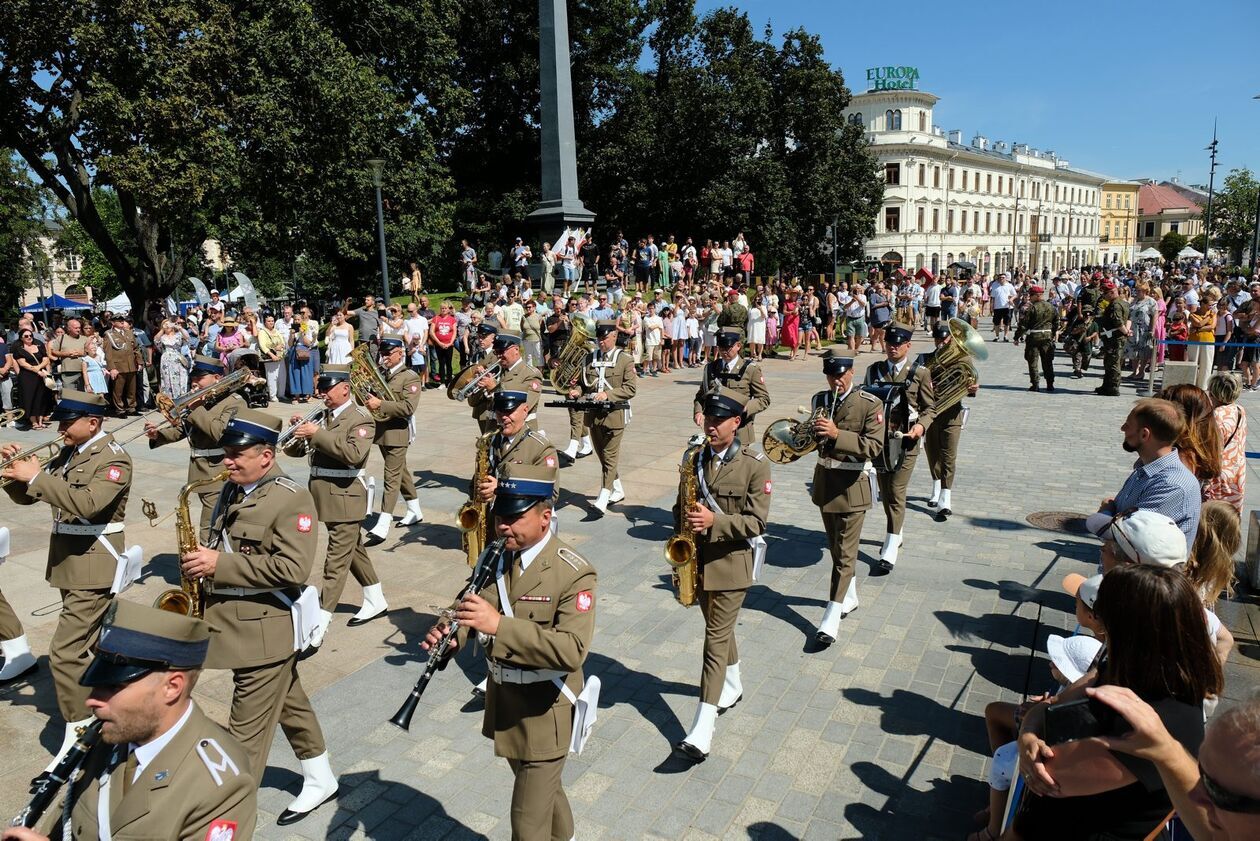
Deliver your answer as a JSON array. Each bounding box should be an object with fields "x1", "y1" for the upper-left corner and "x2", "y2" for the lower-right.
[{"x1": 843, "y1": 88, "x2": 1108, "y2": 276}]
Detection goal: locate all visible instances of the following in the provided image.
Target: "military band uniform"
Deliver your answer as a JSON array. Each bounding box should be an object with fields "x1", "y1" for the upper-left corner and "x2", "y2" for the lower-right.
[
  {"x1": 149, "y1": 357, "x2": 244, "y2": 543},
  {"x1": 1014, "y1": 294, "x2": 1061, "y2": 389},
  {"x1": 922, "y1": 339, "x2": 976, "y2": 497},
  {"x1": 577, "y1": 345, "x2": 637, "y2": 494},
  {"x1": 492, "y1": 428, "x2": 559, "y2": 487},
  {"x1": 1097, "y1": 295, "x2": 1129, "y2": 396},
  {"x1": 4, "y1": 418, "x2": 130, "y2": 721},
  {"x1": 495, "y1": 357, "x2": 544, "y2": 431},
  {"x1": 202, "y1": 463, "x2": 327, "y2": 780},
  {"x1": 375, "y1": 360, "x2": 423, "y2": 514},
  {"x1": 863, "y1": 356, "x2": 936, "y2": 540},
  {"x1": 102, "y1": 321, "x2": 141, "y2": 415},
  {"x1": 302, "y1": 401, "x2": 380, "y2": 612},
  {"x1": 811, "y1": 386, "x2": 884, "y2": 612},
  {"x1": 0, "y1": 588, "x2": 21, "y2": 641},
  {"x1": 0, "y1": 585, "x2": 37, "y2": 683},
  {"x1": 692, "y1": 356, "x2": 771, "y2": 446},
  {"x1": 467, "y1": 338, "x2": 501, "y2": 435},
  {"x1": 457, "y1": 528, "x2": 595, "y2": 840}
]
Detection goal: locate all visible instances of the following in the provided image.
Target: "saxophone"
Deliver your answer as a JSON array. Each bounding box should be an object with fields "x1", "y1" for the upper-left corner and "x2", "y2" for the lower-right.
[
  {"x1": 458, "y1": 432, "x2": 494, "y2": 568},
  {"x1": 154, "y1": 470, "x2": 231, "y2": 617},
  {"x1": 664, "y1": 445, "x2": 702, "y2": 607}
]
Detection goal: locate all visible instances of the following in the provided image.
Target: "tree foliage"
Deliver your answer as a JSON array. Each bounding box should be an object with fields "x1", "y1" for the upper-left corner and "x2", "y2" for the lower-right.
[
  {"x1": 0, "y1": 153, "x2": 46, "y2": 310},
  {"x1": 1206, "y1": 168, "x2": 1258, "y2": 265},
  {"x1": 1159, "y1": 231, "x2": 1188, "y2": 264}
]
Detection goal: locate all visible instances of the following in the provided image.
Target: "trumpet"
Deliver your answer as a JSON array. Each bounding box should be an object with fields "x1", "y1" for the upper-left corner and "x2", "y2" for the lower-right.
[
  {"x1": 278, "y1": 407, "x2": 328, "y2": 458},
  {"x1": 0, "y1": 438, "x2": 65, "y2": 488},
  {"x1": 447, "y1": 361, "x2": 501, "y2": 402}
]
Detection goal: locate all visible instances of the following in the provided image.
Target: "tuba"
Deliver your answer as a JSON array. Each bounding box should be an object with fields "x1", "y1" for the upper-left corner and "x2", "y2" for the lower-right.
[
  {"x1": 761, "y1": 387, "x2": 839, "y2": 465},
  {"x1": 928, "y1": 318, "x2": 987, "y2": 413},
  {"x1": 664, "y1": 445, "x2": 702, "y2": 607},
  {"x1": 458, "y1": 432, "x2": 494, "y2": 568},
  {"x1": 154, "y1": 470, "x2": 230, "y2": 617},
  {"x1": 548, "y1": 312, "x2": 597, "y2": 392},
  {"x1": 350, "y1": 343, "x2": 400, "y2": 420}
]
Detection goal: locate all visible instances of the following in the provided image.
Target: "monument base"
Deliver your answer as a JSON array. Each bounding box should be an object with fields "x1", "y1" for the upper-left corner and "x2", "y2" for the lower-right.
[{"x1": 526, "y1": 200, "x2": 595, "y2": 235}]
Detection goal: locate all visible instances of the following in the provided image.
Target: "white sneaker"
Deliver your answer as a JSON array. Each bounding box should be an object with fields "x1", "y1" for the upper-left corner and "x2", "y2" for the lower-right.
[
  {"x1": 0, "y1": 634, "x2": 38, "y2": 682},
  {"x1": 398, "y1": 499, "x2": 424, "y2": 526},
  {"x1": 592, "y1": 488, "x2": 611, "y2": 515},
  {"x1": 277, "y1": 752, "x2": 339, "y2": 825},
  {"x1": 676, "y1": 702, "x2": 718, "y2": 761},
  {"x1": 609, "y1": 479, "x2": 625, "y2": 504},
  {"x1": 348, "y1": 584, "x2": 389, "y2": 627},
  {"x1": 718, "y1": 662, "x2": 742, "y2": 712},
  {"x1": 816, "y1": 602, "x2": 843, "y2": 645},
  {"x1": 578, "y1": 435, "x2": 594, "y2": 456},
  {"x1": 927, "y1": 479, "x2": 942, "y2": 508}
]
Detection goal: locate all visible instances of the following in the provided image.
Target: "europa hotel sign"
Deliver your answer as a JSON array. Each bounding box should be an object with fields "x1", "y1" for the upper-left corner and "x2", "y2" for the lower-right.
[{"x1": 867, "y1": 66, "x2": 919, "y2": 91}]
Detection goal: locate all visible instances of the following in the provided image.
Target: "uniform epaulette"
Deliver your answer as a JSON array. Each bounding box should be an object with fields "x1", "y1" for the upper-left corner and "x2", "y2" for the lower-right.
[
  {"x1": 859, "y1": 390, "x2": 881, "y2": 402},
  {"x1": 108, "y1": 440, "x2": 125, "y2": 454},
  {"x1": 354, "y1": 406, "x2": 371, "y2": 418},
  {"x1": 557, "y1": 546, "x2": 589, "y2": 571},
  {"x1": 195, "y1": 737, "x2": 242, "y2": 786},
  {"x1": 527, "y1": 429, "x2": 552, "y2": 445},
  {"x1": 751, "y1": 451, "x2": 766, "y2": 461},
  {"x1": 273, "y1": 477, "x2": 300, "y2": 493}
]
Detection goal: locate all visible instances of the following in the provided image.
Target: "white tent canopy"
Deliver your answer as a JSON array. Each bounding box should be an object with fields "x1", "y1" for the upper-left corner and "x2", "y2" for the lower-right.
[
  {"x1": 1137, "y1": 247, "x2": 1163, "y2": 260},
  {"x1": 104, "y1": 292, "x2": 132, "y2": 312},
  {"x1": 1177, "y1": 246, "x2": 1203, "y2": 258}
]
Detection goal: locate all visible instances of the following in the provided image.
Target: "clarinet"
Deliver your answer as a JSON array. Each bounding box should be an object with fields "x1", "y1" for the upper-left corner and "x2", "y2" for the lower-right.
[
  {"x1": 11, "y1": 719, "x2": 104, "y2": 828},
  {"x1": 389, "y1": 538, "x2": 508, "y2": 731}
]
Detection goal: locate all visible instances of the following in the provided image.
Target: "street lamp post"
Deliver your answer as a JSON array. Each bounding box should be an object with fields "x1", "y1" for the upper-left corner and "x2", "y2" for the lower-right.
[
  {"x1": 1203, "y1": 122, "x2": 1219, "y2": 263},
  {"x1": 1252, "y1": 95, "x2": 1260, "y2": 275},
  {"x1": 367, "y1": 158, "x2": 391, "y2": 304}
]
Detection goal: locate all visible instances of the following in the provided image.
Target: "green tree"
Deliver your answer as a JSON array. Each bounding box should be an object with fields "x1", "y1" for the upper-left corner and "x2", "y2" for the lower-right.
[
  {"x1": 55, "y1": 187, "x2": 126, "y2": 299},
  {"x1": 1206, "y1": 168, "x2": 1258, "y2": 265},
  {"x1": 1159, "y1": 231, "x2": 1188, "y2": 264},
  {"x1": 0, "y1": 153, "x2": 45, "y2": 313}
]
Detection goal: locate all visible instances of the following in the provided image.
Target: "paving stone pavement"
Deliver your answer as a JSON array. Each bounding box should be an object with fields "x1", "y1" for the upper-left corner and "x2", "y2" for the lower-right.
[{"x1": 2, "y1": 320, "x2": 1259, "y2": 840}]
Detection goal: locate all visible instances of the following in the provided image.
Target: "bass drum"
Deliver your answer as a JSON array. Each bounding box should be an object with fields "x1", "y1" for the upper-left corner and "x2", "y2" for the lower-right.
[{"x1": 860, "y1": 382, "x2": 910, "y2": 474}]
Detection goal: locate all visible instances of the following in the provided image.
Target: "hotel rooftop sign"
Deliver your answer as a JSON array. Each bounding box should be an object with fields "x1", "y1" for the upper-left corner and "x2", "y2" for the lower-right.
[{"x1": 866, "y1": 66, "x2": 919, "y2": 91}]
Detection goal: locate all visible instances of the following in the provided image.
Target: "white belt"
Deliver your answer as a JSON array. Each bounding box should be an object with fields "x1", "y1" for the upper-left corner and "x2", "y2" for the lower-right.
[
  {"x1": 817, "y1": 457, "x2": 866, "y2": 471},
  {"x1": 310, "y1": 467, "x2": 367, "y2": 479},
  {"x1": 51, "y1": 521, "x2": 124, "y2": 536},
  {"x1": 212, "y1": 585, "x2": 283, "y2": 597},
  {"x1": 488, "y1": 661, "x2": 567, "y2": 686},
  {"x1": 1028, "y1": 329, "x2": 1052, "y2": 334},
  {"x1": 191, "y1": 447, "x2": 225, "y2": 458}
]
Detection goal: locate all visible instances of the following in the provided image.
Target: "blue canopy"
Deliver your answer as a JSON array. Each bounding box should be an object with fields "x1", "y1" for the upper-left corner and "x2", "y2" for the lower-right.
[{"x1": 21, "y1": 294, "x2": 91, "y2": 312}]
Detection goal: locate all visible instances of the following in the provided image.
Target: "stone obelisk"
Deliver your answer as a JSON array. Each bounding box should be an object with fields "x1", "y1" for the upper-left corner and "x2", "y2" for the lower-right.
[{"x1": 526, "y1": 0, "x2": 595, "y2": 232}]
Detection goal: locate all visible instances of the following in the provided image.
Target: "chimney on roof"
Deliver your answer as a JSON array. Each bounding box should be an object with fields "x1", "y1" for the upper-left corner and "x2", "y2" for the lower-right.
[
  {"x1": 947, "y1": 129, "x2": 962, "y2": 144},
  {"x1": 971, "y1": 134, "x2": 988, "y2": 151}
]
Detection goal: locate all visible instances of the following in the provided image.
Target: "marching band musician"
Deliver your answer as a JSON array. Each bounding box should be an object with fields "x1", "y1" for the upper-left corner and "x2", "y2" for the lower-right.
[
  {"x1": 476, "y1": 390, "x2": 560, "y2": 505},
  {"x1": 924, "y1": 323, "x2": 980, "y2": 520},
  {"x1": 467, "y1": 322, "x2": 502, "y2": 434},
  {"x1": 810, "y1": 349, "x2": 884, "y2": 645},
  {"x1": 1, "y1": 390, "x2": 131, "y2": 766},
  {"x1": 180, "y1": 409, "x2": 338, "y2": 825},
  {"x1": 365, "y1": 337, "x2": 424, "y2": 534},
  {"x1": 285, "y1": 364, "x2": 388, "y2": 650},
  {"x1": 144, "y1": 354, "x2": 246, "y2": 542},
  {"x1": 568, "y1": 320, "x2": 637, "y2": 515},
  {"x1": 421, "y1": 462, "x2": 596, "y2": 841},
  {"x1": 692, "y1": 328, "x2": 771, "y2": 446},
  {"x1": 862, "y1": 323, "x2": 936, "y2": 573},
  {"x1": 485, "y1": 330, "x2": 545, "y2": 431},
  {"x1": 674, "y1": 388, "x2": 771, "y2": 762},
  {"x1": 1, "y1": 601, "x2": 257, "y2": 841}
]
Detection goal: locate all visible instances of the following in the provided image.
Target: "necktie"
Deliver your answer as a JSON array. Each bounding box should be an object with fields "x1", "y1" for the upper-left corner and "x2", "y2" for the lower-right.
[{"x1": 122, "y1": 749, "x2": 138, "y2": 795}]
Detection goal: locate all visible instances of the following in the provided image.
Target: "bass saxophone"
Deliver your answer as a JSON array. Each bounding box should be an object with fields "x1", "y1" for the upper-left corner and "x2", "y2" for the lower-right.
[
  {"x1": 154, "y1": 470, "x2": 230, "y2": 617},
  {"x1": 664, "y1": 445, "x2": 702, "y2": 607},
  {"x1": 458, "y1": 432, "x2": 494, "y2": 568}
]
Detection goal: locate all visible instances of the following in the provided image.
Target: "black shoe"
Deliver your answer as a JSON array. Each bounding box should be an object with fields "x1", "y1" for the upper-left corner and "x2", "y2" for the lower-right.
[
  {"x1": 0, "y1": 660, "x2": 37, "y2": 685},
  {"x1": 1028, "y1": 384, "x2": 1039, "y2": 392},
  {"x1": 874, "y1": 559, "x2": 894, "y2": 576},
  {"x1": 718, "y1": 695, "x2": 742, "y2": 715},
  {"x1": 936, "y1": 506, "x2": 952, "y2": 521},
  {"x1": 470, "y1": 684, "x2": 486, "y2": 699},
  {"x1": 1072, "y1": 371, "x2": 1083, "y2": 379},
  {"x1": 276, "y1": 792, "x2": 338, "y2": 826},
  {"x1": 346, "y1": 608, "x2": 389, "y2": 628},
  {"x1": 1045, "y1": 382, "x2": 1056, "y2": 393},
  {"x1": 674, "y1": 740, "x2": 707, "y2": 763}
]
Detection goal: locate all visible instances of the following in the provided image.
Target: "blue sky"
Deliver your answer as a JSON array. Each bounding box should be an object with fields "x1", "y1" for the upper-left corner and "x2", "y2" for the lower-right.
[{"x1": 696, "y1": 0, "x2": 1260, "y2": 185}]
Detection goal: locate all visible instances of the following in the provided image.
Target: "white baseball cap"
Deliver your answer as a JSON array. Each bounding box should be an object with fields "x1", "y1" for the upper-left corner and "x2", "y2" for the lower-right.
[
  {"x1": 1046, "y1": 633, "x2": 1103, "y2": 684},
  {"x1": 1087, "y1": 509, "x2": 1187, "y2": 567},
  {"x1": 1062, "y1": 572, "x2": 1103, "y2": 610}
]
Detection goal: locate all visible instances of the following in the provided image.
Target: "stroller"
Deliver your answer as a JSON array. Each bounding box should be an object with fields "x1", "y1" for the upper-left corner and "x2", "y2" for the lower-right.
[{"x1": 227, "y1": 347, "x2": 271, "y2": 408}]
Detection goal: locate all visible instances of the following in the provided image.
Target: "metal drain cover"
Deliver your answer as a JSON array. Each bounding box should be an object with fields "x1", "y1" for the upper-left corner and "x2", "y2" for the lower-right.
[{"x1": 1026, "y1": 511, "x2": 1091, "y2": 534}]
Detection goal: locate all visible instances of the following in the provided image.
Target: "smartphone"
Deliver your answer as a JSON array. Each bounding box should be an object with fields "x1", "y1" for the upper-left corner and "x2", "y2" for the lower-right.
[{"x1": 1044, "y1": 696, "x2": 1123, "y2": 745}]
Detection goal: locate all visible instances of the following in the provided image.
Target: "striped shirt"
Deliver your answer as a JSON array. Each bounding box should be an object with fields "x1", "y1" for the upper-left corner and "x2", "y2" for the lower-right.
[{"x1": 1109, "y1": 450, "x2": 1202, "y2": 546}]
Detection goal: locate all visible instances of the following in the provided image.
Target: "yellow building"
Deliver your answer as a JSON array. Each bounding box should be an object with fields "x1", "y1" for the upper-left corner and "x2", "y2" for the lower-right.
[{"x1": 1100, "y1": 181, "x2": 1140, "y2": 265}]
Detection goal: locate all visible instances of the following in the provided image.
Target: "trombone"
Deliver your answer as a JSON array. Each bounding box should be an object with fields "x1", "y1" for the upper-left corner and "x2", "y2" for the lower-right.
[
  {"x1": 0, "y1": 410, "x2": 24, "y2": 428},
  {"x1": 0, "y1": 439, "x2": 65, "y2": 488}
]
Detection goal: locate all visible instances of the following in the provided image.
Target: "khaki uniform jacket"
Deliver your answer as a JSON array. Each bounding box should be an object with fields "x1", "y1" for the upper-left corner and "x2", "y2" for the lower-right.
[
  {"x1": 42, "y1": 704, "x2": 257, "y2": 841},
  {"x1": 467, "y1": 348, "x2": 499, "y2": 422},
  {"x1": 5, "y1": 434, "x2": 131, "y2": 590},
  {"x1": 692, "y1": 358, "x2": 771, "y2": 421},
  {"x1": 102, "y1": 329, "x2": 140, "y2": 373},
  {"x1": 863, "y1": 358, "x2": 936, "y2": 454},
  {"x1": 464, "y1": 537, "x2": 596, "y2": 761},
  {"x1": 375, "y1": 364, "x2": 422, "y2": 447},
  {"x1": 578, "y1": 348, "x2": 637, "y2": 431},
  {"x1": 674, "y1": 443, "x2": 772, "y2": 591},
  {"x1": 498, "y1": 358, "x2": 544, "y2": 417},
  {"x1": 491, "y1": 429, "x2": 559, "y2": 477},
  {"x1": 151, "y1": 393, "x2": 245, "y2": 484},
  {"x1": 308, "y1": 402, "x2": 374, "y2": 523},
  {"x1": 810, "y1": 389, "x2": 885, "y2": 513},
  {"x1": 203, "y1": 466, "x2": 317, "y2": 670}
]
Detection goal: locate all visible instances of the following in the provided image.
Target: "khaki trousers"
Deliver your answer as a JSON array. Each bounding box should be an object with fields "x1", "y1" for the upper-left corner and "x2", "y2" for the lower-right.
[
  {"x1": 924, "y1": 408, "x2": 963, "y2": 489},
  {"x1": 0, "y1": 587, "x2": 22, "y2": 640},
  {"x1": 821, "y1": 510, "x2": 866, "y2": 602},
  {"x1": 567, "y1": 409, "x2": 586, "y2": 442},
  {"x1": 377, "y1": 444, "x2": 416, "y2": 513},
  {"x1": 876, "y1": 447, "x2": 918, "y2": 534},
  {"x1": 197, "y1": 490, "x2": 221, "y2": 547},
  {"x1": 506, "y1": 756, "x2": 572, "y2": 841},
  {"x1": 108, "y1": 371, "x2": 137, "y2": 414},
  {"x1": 320, "y1": 520, "x2": 380, "y2": 610},
  {"x1": 51, "y1": 589, "x2": 112, "y2": 720},
  {"x1": 590, "y1": 425, "x2": 623, "y2": 491},
  {"x1": 699, "y1": 589, "x2": 746, "y2": 705},
  {"x1": 230, "y1": 656, "x2": 327, "y2": 780}
]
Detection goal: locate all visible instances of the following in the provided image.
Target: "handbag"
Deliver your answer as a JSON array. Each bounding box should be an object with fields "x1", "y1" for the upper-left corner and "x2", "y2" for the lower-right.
[
  {"x1": 43, "y1": 375, "x2": 57, "y2": 390},
  {"x1": 294, "y1": 346, "x2": 311, "y2": 362}
]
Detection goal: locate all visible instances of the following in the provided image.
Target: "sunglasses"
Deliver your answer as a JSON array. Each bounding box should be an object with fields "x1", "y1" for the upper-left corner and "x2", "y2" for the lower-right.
[{"x1": 1200, "y1": 763, "x2": 1260, "y2": 813}]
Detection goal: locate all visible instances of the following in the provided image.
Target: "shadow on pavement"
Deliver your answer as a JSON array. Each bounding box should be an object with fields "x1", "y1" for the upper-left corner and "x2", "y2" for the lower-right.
[
  {"x1": 842, "y1": 687, "x2": 988, "y2": 753},
  {"x1": 742, "y1": 583, "x2": 827, "y2": 651},
  {"x1": 845, "y1": 764, "x2": 985, "y2": 840},
  {"x1": 413, "y1": 468, "x2": 472, "y2": 494},
  {"x1": 934, "y1": 609, "x2": 1042, "y2": 650},
  {"x1": 333, "y1": 768, "x2": 485, "y2": 839}
]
